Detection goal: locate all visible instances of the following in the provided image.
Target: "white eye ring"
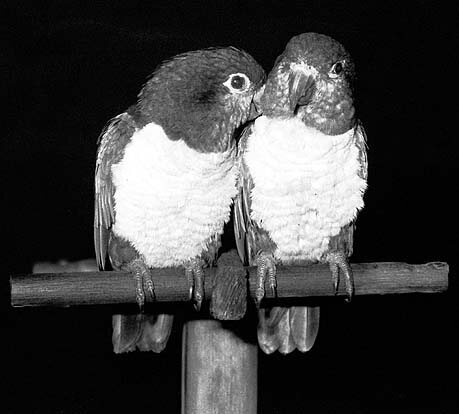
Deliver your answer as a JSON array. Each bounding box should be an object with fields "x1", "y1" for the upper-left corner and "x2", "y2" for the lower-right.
[
  {"x1": 223, "y1": 73, "x2": 250, "y2": 93},
  {"x1": 329, "y1": 61, "x2": 345, "y2": 79}
]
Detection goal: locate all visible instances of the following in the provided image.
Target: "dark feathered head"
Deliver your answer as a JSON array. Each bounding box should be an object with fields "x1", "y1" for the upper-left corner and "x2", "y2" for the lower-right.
[
  {"x1": 137, "y1": 47, "x2": 265, "y2": 152},
  {"x1": 261, "y1": 33, "x2": 356, "y2": 135}
]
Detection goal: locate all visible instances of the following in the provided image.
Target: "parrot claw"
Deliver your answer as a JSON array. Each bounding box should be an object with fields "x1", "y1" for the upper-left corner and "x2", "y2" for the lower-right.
[
  {"x1": 326, "y1": 251, "x2": 354, "y2": 302},
  {"x1": 129, "y1": 258, "x2": 155, "y2": 312},
  {"x1": 268, "y1": 265, "x2": 277, "y2": 297},
  {"x1": 255, "y1": 252, "x2": 277, "y2": 307},
  {"x1": 143, "y1": 275, "x2": 155, "y2": 301},
  {"x1": 344, "y1": 270, "x2": 354, "y2": 302},
  {"x1": 185, "y1": 259, "x2": 204, "y2": 311},
  {"x1": 330, "y1": 263, "x2": 340, "y2": 294},
  {"x1": 255, "y1": 284, "x2": 265, "y2": 308}
]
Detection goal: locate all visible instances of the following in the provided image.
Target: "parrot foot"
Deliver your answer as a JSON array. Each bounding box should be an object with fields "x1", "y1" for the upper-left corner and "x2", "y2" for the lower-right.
[
  {"x1": 255, "y1": 252, "x2": 277, "y2": 307},
  {"x1": 127, "y1": 258, "x2": 155, "y2": 311},
  {"x1": 325, "y1": 251, "x2": 354, "y2": 302},
  {"x1": 185, "y1": 258, "x2": 204, "y2": 311}
]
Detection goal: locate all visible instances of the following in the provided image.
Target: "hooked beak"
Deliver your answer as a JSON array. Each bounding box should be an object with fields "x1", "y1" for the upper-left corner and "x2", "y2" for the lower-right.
[
  {"x1": 289, "y1": 72, "x2": 316, "y2": 113},
  {"x1": 248, "y1": 85, "x2": 264, "y2": 120}
]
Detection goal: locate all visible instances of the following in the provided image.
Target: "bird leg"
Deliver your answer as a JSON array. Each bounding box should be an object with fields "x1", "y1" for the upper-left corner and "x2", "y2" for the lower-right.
[
  {"x1": 325, "y1": 251, "x2": 354, "y2": 302},
  {"x1": 125, "y1": 257, "x2": 155, "y2": 312},
  {"x1": 255, "y1": 252, "x2": 277, "y2": 306},
  {"x1": 185, "y1": 258, "x2": 205, "y2": 311}
]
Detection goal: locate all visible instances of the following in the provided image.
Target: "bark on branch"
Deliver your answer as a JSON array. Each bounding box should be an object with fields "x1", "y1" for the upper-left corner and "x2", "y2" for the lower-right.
[{"x1": 10, "y1": 261, "x2": 449, "y2": 308}]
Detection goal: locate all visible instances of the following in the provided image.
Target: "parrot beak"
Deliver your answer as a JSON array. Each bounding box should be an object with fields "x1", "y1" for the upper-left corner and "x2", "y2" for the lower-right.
[
  {"x1": 289, "y1": 72, "x2": 316, "y2": 113},
  {"x1": 248, "y1": 85, "x2": 264, "y2": 120}
]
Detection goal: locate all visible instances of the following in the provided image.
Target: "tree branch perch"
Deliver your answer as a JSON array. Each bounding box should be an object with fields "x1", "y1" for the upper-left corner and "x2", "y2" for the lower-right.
[{"x1": 10, "y1": 261, "x2": 449, "y2": 308}]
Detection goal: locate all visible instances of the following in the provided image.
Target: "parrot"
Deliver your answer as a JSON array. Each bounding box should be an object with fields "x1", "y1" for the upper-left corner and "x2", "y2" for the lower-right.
[
  {"x1": 94, "y1": 47, "x2": 265, "y2": 353},
  {"x1": 234, "y1": 33, "x2": 368, "y2": 354}
]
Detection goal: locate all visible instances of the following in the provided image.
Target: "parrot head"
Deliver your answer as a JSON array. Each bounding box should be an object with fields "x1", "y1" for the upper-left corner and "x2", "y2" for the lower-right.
[
  {"x1": 137, "y1": 47, "x2": 265, "y2": 153},
  {"x1": 261, "y1": 33, "x2": 356, "y2": 134}
]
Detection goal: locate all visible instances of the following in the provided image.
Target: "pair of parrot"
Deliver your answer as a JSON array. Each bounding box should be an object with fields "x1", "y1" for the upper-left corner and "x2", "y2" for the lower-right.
[{"x1": 94, "y1": 33, "x2": 368, "y2": 354}]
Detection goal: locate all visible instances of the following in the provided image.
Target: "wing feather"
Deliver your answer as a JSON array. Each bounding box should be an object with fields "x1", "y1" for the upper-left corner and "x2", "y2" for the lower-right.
[
  {"x1": 234, "y1": 124, "x2": 255, "y2": 266},
  {"x1": 234, "y1": 122, "x2": 278, "y2": 266},
  {"x1": 329, "y1": 121, "x2": 368, "y2": 257},
  {"x1": 355, "y1": 120, "x2": 368, "y2": 181},
  {"x1": 94, "y1": 112, "x2": 137, "y2": 270}
]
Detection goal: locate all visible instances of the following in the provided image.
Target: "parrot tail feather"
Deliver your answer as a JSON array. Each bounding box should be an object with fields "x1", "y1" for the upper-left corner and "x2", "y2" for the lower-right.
[
  {"x1": 290, "y1": 306, "x2": 320, "y2": 353},
  {"x1": 257, "y1": 306, "x2": 319, "y2": 354},
  {"x1": 112, "y1": 313, "x2": 174, "y2": 353}
]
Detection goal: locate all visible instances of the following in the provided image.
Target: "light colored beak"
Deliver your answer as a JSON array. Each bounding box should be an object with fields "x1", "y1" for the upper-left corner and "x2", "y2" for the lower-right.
[{"x1": 288, "y1": 72, "x2": 316, "y2": 112}]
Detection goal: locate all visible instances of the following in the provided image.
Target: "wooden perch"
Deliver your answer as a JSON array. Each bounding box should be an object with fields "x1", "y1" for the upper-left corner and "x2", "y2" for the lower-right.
[{"x1": 11, "y1": 261, "x2": 449, "y2": 308}]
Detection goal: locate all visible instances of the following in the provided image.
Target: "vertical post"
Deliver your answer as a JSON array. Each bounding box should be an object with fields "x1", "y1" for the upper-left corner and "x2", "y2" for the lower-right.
[{"x1": 182, "y1": 320, "x2": 257, "y2": 414}]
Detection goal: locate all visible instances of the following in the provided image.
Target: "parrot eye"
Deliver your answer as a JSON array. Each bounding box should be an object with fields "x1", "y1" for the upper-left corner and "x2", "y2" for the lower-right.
[
  {"x1": 329, "y1": 61, "x2": 344, "y2": 78},
  {"x1": 223, "y1": 73, "x2": 250, "y2": 93},
  {"x1": 231, "y1": 76, "x2": 245, "y2": 89}
]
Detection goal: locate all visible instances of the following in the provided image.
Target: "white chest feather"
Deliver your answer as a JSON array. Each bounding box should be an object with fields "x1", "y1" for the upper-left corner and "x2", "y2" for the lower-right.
[
  {"x1": 111, "y1": 122, "x2": 238, "y2": 267},
  {"x1": 245, "y1": 116, "x2": 367, "y2": 262}
]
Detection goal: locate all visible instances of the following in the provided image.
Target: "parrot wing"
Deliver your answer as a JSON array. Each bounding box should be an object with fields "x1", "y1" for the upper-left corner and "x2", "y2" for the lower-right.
[
  {"x1": 356, "y1": 121, "x2": 368, "y2": 181},
  {"x1": 234, "y1": 123, "x2": 277, "y2": 266},
  {"x1": 328, "y1": 121, "x2": 368, "y2": 256},
  {"x1": 234, "y1": 124, "x2": 255, "y2": 266},
  {"x1": 94, "y1": 111, "x2": 137, "y2": 270}
]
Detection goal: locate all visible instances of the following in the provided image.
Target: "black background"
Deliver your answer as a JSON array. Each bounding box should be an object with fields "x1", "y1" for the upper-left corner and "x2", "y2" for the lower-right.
[{"x1": 3, "y1": 1, "x2": 457, "y2": 413}]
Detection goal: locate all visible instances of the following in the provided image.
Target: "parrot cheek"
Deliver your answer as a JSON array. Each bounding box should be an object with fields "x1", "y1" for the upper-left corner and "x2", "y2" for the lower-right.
[{"x1": 336, "y1": 99, "x2": 355, "y2": 120}]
